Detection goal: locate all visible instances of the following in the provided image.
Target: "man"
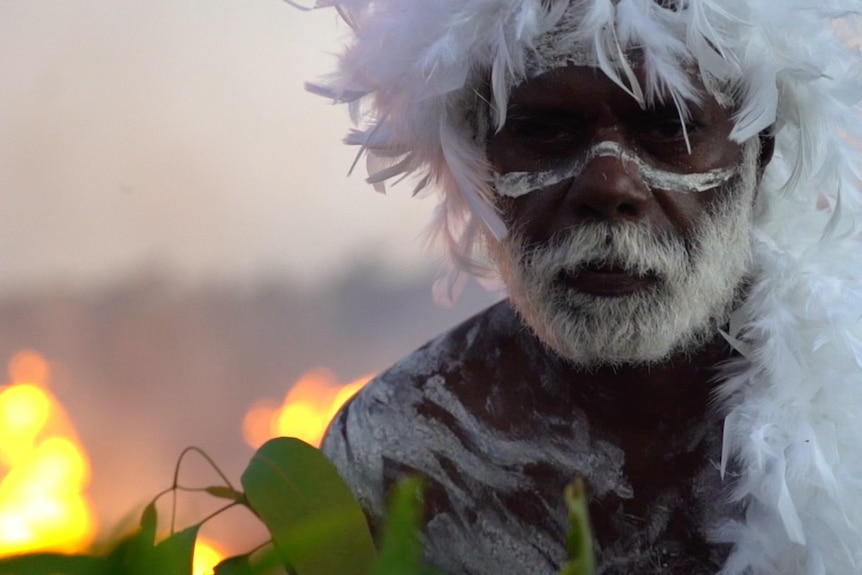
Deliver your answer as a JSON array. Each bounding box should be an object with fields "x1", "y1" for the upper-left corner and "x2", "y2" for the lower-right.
[{"x1": 309, "y1": 1, "x2": 862, "y2": 573}]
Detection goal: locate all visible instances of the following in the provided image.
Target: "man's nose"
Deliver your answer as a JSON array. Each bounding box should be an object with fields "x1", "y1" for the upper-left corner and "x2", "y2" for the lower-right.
[{"x1": 562, "y1": 153, "x2": 652, "y2": 223}]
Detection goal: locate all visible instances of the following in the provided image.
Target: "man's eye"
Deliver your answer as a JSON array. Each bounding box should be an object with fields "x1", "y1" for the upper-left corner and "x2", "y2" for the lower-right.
[
  {"x1": 509, "y1": 119, "x2": 582, "y2": 147},
  {"x1": 643, "y1": 118, "x2": 702, "y2": 142}
]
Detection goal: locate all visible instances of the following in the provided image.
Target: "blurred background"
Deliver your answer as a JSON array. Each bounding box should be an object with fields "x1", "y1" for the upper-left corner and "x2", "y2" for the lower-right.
[{"x1": 0, "y1": 0, "x2": 498, "y2": 570}]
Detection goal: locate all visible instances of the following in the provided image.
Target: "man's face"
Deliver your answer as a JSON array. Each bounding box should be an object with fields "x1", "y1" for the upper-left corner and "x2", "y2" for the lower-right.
[{"x1": 486, "y1": 64, "x2": 761, "y2": 367}]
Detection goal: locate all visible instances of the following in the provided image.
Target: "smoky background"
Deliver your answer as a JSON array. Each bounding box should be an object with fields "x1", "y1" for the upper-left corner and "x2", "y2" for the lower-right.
[{"x1": 0, "y1": 0, "x2": 498, "y2": 557}]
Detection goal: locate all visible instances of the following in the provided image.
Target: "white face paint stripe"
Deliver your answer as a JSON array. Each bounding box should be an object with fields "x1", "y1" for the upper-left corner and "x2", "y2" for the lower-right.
[{"x1": 493, "y1": 141, "x2": 739, "y2": 198}]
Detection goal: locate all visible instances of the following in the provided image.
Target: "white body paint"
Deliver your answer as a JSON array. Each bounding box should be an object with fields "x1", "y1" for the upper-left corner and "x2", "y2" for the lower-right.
[
  {"x1": 322, "y1": 302, "x2": 736, "y2": 574},
  {"x1": 493, "y1": 141, "x2": 739, "y2": 198},
  {"x1": 524, "y1": 42, "x2": 598, "y2": 79}
]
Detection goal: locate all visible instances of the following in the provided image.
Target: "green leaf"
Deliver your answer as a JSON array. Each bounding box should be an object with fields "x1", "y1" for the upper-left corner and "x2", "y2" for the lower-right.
[
  {"x1": 558, "y1": 478, "x2": 595, "y2": 575},
  {"x1": 205, "y1": 485, "x2": 246, "y2": 503},
  {"x1": 0, "y1": 525, "x2": 201, "y2": 575},
  {"x1": 0, "y1": 552, "x2": 106, "y2": 575},
  {"x1": 139, "y1": 500, "x2": 158, "y2": 546},
  {"x1": 103, "y1": 524, "x2": 160, "y2": 575},
  {"x1": 106, "y1": 524, "x2": 201, "y2": 575},
  {"x1": 372, "y1": 477, "x2": 423, "y2": 575},
  {"x1": 150, "y1": 524, "x2": 201, "y2": 575},
  {"x1": 214, "y1": 548, "x2": 282, "y2": 575},
  {"x1": 240, "y1": 437, "x2": 376, "y2": 575},
  {"x1": 214, "y1": 554, "x2": 254, "y2": 575}
]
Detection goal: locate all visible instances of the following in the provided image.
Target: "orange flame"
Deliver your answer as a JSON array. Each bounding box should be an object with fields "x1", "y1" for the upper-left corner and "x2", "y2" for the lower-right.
[
  {"x1": 0, "y1": 350, "x2": 96, "y2": 555},
  {"x1": 193, "y1": 537, "x2": 225, "y2": 575},
  {"x1": 243, "y1": 368, "x2": 371, "y2": 448}
]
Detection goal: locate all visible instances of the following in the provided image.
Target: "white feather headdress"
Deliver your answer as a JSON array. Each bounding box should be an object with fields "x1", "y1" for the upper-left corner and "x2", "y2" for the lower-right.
[{"x1": 307, "y1": 1, "x2": 862, "y2": 573}]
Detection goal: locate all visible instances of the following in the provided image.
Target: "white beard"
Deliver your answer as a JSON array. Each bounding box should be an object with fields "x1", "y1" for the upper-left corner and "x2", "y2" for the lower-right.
[{"x1": 489, "y1": 141, "x2": 761, "y2": 368}]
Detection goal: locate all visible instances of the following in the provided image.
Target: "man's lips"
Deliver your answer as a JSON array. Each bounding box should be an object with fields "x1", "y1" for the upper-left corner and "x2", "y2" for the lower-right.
[{"x1": 560, "y1": 264, "x2": 658, "y2": 296}]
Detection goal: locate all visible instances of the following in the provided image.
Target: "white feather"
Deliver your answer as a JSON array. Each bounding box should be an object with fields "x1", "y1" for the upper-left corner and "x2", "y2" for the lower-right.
[
  {"x1": 439, "y1": 116, "x2": 507, "y2": 240},
  {"x1": 775, "y1": 460, "x2": 806, "y2": 545}
]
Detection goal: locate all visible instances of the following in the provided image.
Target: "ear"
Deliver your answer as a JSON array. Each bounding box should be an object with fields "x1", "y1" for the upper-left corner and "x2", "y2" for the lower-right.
[{"x1": 757, "y1": 130, "x2": 775, "y2": 175}]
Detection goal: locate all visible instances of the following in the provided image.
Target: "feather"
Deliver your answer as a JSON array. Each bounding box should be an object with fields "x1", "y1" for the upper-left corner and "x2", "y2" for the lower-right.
[
  {"x1": 439, "y1": 117, "x2": 507, "y2": 240},
  {"x1": 820, "y1": 179, "x2": 844, "y2": 242},
  {"x1": 283, "y1": 0, "x2": 313, "y2": 10},
  {"x1": 729, "y1": 61, "x2": 779, "y2": 142},
  {"x1": 491, "y1": 21, "x2": 515, "y2": 130},
  {"x1": 537, "y1": 0, "x2": 570, "y2": 36},
  {"x1": 343, "y1": 116, "x2": 392, "y2": 177},
  {"x1": 411, "y1": 173, "x2": 432, "y2": 197},
  {"x1": 684, "y1": 0, "x2": 737, "y2": 71},
  {"x1": 304, "y1": 82, "x2": 367, "y2": 103},
  {"x1": 365, "y1": 152, "x2": 417, "y2": 192},
  {"x1": 609, "y1": 23, "x2": 645, "y2": 106},
  {"x1": 720, "y1": 411, "x2": 737, "y2": 480},
  {"x1": 807, "y1": 424, "x2": 841, "y2": 502},
  {"x1": 571, "y1": 0, "x2": 646, "y2": 103},
  {"x1": 719, "y1": 328, "x2": 752, "y2": 357},
  {"x1": 849, "y1": 332, "x2": 862, "y2": 369},
  {"x1": 774, "y1": 459, "x2": 806, "y2": 545},
  {"x1": 432, "y1": 265, "x2": 469, "y2": 308}
]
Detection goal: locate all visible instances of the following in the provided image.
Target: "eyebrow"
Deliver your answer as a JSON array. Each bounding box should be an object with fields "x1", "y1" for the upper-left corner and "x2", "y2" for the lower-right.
[{"x1": 505, "y1": 104, "x2": 588, "y2": 120}]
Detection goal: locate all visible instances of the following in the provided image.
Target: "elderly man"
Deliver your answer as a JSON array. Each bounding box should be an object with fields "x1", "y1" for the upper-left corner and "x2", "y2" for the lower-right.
[{"x1": 310, "y1": 1, "x2": 862, "y2": 574}]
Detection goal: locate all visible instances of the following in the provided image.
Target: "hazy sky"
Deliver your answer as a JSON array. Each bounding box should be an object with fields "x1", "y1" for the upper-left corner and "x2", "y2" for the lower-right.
[
  {"x1": 0, "y1": 0, "x2": 439, "y2": 294},
  {"x1": 0, "y1": 0, "x2": 500, "y2": 551}
]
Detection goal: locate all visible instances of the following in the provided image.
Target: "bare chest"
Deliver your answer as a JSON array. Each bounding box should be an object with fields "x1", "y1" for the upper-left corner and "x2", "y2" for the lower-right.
[{"x1": 393, "y1": 380, "x2": 736, "y2": 574}]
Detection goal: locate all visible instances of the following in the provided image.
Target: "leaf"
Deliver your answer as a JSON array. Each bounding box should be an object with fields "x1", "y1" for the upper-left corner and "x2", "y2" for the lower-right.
[
  {"x1": 215, "y1": 554, "x2": 253, "y2": 575},
  {"x1": 103, "y1": 523, "x2": 161, "y2": 574},
  {"x1": 205, "y1": 485, "x2": 247, "y2": 503},
  {"x1": 107, "y1": 524, "x2": 201, "y2": 575},
  {"x1": 214, "y1": 548, "x2": 282, "y2": 575},
  {"x1": 558, "y1": 478, "x2": 596, "y2": 575},
  {"x1": 150, "y1": 524, "x2": 201, "y2": 575},
  {"x1": 139, "y1": 500, "x2": 158, "y2": 546},
  {"x1": 372, "y1": 477, "x2": 424, "y2": 575},
  {"x1": 240, "y1": 437, "x2": 377, "y2": 575},
  {"x1": 0, "y1": 552, "x2": 106, "y2": 575}
]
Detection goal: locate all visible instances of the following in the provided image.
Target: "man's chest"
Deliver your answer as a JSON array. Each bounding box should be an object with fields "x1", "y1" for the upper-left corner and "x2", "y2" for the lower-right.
[{"x1": 382, "y1": 404, "x2": 734, "y2": 575}]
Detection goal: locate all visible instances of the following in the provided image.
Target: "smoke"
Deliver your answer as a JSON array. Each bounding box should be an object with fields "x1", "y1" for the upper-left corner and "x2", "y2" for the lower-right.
[
  {"x1": 0, "y1": 268, "x2": 497, "y2": 552},
  {"x1": 0, "y1": 0, "x2": 435, "y2": 294},
  {"x1": 0, "y1": 0, "x2": 477, "y2": 554}
]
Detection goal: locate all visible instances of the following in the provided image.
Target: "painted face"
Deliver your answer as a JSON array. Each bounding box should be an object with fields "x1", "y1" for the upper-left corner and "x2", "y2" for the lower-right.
[
  {"x1": 485, "y1": 64, "x2": 759, "y2": 366},
  {"x1": 493, "y1": 140, "x2": 741, "y2": 198},
  {"x1": 488, "y1": 64, "x2": 745, "y2": 244}
]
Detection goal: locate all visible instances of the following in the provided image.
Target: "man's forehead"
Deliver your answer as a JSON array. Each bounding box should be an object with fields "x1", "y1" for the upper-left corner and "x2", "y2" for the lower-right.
[
  {"x1": 509, "y1": 2, "x2": 732, "y2": 114},
  {"x1": 524, "y1": 6, "x2": 599, "y2": 79},
  {"x1": 509, "y1": 59, "x2": 715, "y2": 110}
]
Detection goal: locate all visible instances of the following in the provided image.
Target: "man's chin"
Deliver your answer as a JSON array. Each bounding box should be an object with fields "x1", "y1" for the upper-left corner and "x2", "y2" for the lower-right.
[
  {"x1": 511, "y1": 288, "x2": 723, "y2": 370},
  {"x1": 530, "y1": 320, "x2": 713, "y2": 370}
]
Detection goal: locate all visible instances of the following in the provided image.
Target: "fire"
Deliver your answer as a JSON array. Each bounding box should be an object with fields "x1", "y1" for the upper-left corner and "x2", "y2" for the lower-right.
[
  {"x1": 243, "y1": 368, "x2": 371, "y2": 448},
  {"x1": 193, "y1": 537, "x2": 224, "y2": 575},
  {"x1": 0, "y1": 350, "x2": 96, "y2": 555}
]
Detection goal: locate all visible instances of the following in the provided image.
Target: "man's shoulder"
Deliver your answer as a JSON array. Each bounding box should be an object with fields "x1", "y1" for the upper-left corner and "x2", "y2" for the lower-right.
[
  {"x1": 375, "y1": 299, "x2": 523, "y2": 387},
  {"x1": 320, "y1": 300, "x2": 532, "y2": 515},
  {"x1": 322, "y1": 298, "x2": 525, "y2": 439}
]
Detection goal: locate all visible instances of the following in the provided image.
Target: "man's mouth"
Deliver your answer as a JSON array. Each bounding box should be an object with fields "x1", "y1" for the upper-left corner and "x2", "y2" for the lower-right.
[{"x1": 559, "y1": 263, "x2": 658, "y2": 297}]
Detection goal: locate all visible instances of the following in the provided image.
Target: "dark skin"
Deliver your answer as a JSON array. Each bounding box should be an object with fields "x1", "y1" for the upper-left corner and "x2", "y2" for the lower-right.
[{"x1": 486, "y1": 65, "x2": 774, "y2": 534}]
